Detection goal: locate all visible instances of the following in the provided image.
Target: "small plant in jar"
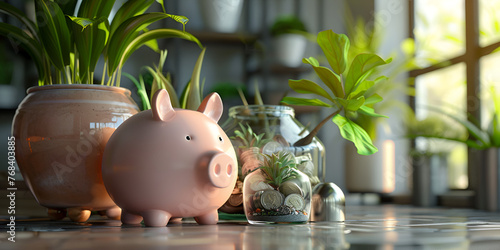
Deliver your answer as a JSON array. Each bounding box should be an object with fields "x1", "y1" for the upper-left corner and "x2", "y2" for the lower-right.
[{"x1": 243, "y1": 151, "x2": 312, "y2": 224}]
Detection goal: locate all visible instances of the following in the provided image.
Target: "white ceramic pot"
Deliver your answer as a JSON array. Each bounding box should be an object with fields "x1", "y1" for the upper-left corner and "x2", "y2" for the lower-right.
[
  {"x1": 200, "y1": 0, "x2": 244, "y2": 33},
  {"x1": 272, "y1": 34, "x2": 307, "y2": 68},
  {"x1": 344, "y1": 139, "x2": 396, "y2": 194}
]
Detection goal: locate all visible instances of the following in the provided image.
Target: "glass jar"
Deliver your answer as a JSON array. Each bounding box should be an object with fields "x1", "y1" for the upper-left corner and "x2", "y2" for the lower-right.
[
  {"x1": 219, "y1": 105, "x2": 325, "y2": 214},
  {"x1": 242, "y1": 152, "x2": 312, "y2": 224}
]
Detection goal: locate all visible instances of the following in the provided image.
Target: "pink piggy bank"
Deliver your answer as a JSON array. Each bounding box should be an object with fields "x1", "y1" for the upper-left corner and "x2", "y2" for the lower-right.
[{"x1": 102, "y1": 89, "x2": 237, "y2": 226}]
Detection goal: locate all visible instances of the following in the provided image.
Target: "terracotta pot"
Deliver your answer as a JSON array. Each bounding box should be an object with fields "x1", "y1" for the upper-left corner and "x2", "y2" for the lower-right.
[{"x1": 12, "y1": 84, "x2": 139, "y2": 222}]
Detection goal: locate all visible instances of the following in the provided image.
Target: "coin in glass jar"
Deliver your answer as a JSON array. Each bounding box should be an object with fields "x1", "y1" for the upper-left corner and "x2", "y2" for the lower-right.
[
  {"x1": 260, "y1": 190, "x2": 284, "y2": 210},
  {"x1": 284, "y1": 193, "x2": 305, "y2": 210},
  {"x1": 279, "y1": 181, "x2": 303, "y2": 197}
]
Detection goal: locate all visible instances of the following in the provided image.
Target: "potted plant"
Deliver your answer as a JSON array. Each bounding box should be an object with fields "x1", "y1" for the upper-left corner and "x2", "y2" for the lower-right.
[
  {"x1": 270, "y1": 15, "x2": 311, "y2": 68},
  {"x1": 242, "y1": 151, "x2": 312, "y2": 224},
  {"x1": 281, "y1": 29, "x2": 391, "y2": 154},
  {"x1": 199, "y1": 0, "x2": 244, "y2": 33},
  {"x1": 407, "y1": 86, "x2": 500, "y2": 211},
  {"x1": 341, "y1": 13, "x2": 424, "y2": 194},
  {"x1": 221, "y1": 84, "x2": 324, "y2": 214},
  {"x1": 1, "y1": 0, "x2": 202, "y2": 222},
  {"x1": 406, "y1": 114, "x2": 464, "y2": 206},
  {"x1": 125, "y1": 46, "x2": 207, "y2": 111}
]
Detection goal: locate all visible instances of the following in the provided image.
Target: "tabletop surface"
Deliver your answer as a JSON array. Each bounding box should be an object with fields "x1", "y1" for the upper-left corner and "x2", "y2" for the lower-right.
[{"x1": 2, "y1": 205, "x2": 500, "y2": 249}]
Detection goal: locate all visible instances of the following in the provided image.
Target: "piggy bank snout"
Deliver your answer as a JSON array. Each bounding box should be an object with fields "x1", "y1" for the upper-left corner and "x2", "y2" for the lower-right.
[{"x1": 208, "y1": 153, "x2": 236, "y2": 188}]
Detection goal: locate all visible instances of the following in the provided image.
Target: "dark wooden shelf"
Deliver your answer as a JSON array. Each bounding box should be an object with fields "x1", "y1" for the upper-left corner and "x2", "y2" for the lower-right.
[
  {"x1": 188, "y1": 30, "x2": 259, "y2": 44},
  {"x1": 270, "y1": 65, "x2": 310, "y2": 74},
  {"x1": 248, "y1": 65, "x2": 311, "y2": 76}
]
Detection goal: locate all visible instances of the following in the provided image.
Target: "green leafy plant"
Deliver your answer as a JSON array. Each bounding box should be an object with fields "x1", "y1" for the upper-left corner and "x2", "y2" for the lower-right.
[
  {"x1": 344, "y1": 11, "x2": 422, "y2": 141},
  {"x1": 407, "y1": 86, "x2": 500, "y2": 149},
  {"x1": 0, "y1": 0, "x2": 202, "y2": 86},
  {"x1": 271, "y1": 15, "x2": 307, "y2": 36},
  {"x1": 281, "y1": 29, "x2": 391, "y2": 155},
  {"x1": 259, "y1": 151, "x2": 297, "y2": 188},
  {"x1": 270, "y1": 15, "x2": 315, "y2": 41},
  {"x1": 232, "y1": 123, "x2": 273, "y2": 149},
  {"x1": 125, "y1": 46, "x2": 207, "y2": 111}
]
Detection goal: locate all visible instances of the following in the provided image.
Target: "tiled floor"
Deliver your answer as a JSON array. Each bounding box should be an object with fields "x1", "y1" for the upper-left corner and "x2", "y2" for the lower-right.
[{"x1": 2, "y1": 205, "x2": 500, "y2": 249}]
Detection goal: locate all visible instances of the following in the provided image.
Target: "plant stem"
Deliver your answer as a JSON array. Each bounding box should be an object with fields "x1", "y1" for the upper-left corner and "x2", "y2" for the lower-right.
[
  {"x1": 101, "y1": 62, "x2": 107, "y2": 85},
  {"x1": 293, "y1": 107, "x2": 343, "y2": 146},
  {"x1": 66, "y1": 66, "x2": 72, "y2": 84}
]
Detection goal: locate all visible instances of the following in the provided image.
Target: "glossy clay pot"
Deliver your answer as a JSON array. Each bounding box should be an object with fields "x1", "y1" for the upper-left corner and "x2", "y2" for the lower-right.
[{"x1": 12, "y1": 84, "x2": 139, "y2": 222}]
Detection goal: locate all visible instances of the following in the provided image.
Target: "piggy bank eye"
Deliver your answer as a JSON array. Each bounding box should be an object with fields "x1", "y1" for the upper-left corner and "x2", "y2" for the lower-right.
[
  {"x1": 186, "y1": 135, "x2": 192, "y2": 141},
  {"x1": 218, "y1": 136, "x2": 223, "y2": 142}
]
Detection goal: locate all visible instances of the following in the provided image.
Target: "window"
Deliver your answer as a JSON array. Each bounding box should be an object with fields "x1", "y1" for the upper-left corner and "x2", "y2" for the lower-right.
[{"x1": 410, "y1": 0, "x2": 500, "y2": 190}]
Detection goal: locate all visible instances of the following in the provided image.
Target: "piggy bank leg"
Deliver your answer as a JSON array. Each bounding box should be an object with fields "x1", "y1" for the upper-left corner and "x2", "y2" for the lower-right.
[
  {"x1": 141, "y1": 210, "x2": 171, "y2": 227},
  {"x1": 106, "y1": 206, "x2": 122, "y2": 220},
  {"x1": 67, "y1": 208, "x2": 91, "y2": 222},
  {"x1": 48, "y1": 208, "x2": 66, "y2": 220},
  {"x1": 169, "y1": 217, "x2": 183, "y2": 224},
  {"x1": 194, "y1": 210, "x2": 218, "y2": 225},
  {"x1": 121, "y1": 210, "x2": 143, "y2": 225}
]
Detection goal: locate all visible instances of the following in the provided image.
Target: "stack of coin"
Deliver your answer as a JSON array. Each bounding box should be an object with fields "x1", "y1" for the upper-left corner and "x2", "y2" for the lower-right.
[
  {"x1": 228, "y1": 193, "x2": 243, "y2": 206},
  {"x1": 279, "y1": 180, "x2": 303, "y2": 197},
  {"x1": 297, "y1": 160, "x2": 314, "y2": 177},
  {"x1": 252, "y1": 190, "x2": 284, "y2": 210},
  {"x1": 284, "y1": 193, "x2": 305, "y2": 210},
  {"x1": 247, "y1": 174, "x2": 274, "y2": 191},
  {"x1": 240, "y1": 147, "x2": 261, "y2": 176}
]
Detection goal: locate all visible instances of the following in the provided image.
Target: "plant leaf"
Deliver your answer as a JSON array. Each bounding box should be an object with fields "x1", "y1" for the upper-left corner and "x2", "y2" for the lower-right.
[
  {"x1": 109, "y1": 0, "x2": 155, "y2": 36},
  {"x1": 338, "y1": 96, "x2": 365, "y2": 112},
  {"x1": 288, "y1": 79, "x2": 335, "y2": 102},
  {"x1": 186, "y1": 47, "x2": 206, "y2": 110},
  {"x1": 302, "y1": 57, "x2": 344, "y2": 98},
  {"x1": 108, "y1": 12, "x2": 172, "y2": 74},
  {"x1": 332, "y1": 115, "x2": 378, "y2": 155},
  {"x1": 364, "y1": 94, "x2": 383, "y2": 105},
  {"x1": 156, "y1": 0, "x2": 166, "y2": 13},
  {"x1": 0, "y1": 23, "x2": 46, "y2": 84},
  {"x1": 281, "y1": 97, "x2": 332, "y2": 107},
  {"x1": 35, "y1": 0, "x2": 72, "y2": 70},
  {"x1": 116, "y1": 29, "x2": 202, "y2": 85},
  {"x1": 69, "y1": 16, "x2": 109, "y2": 83},
  {"x1": 254, "y1": 81, "x2": 264, "y2": 105},
  {"x1": 348, "y1": 80, "x2": 375, "y2": 99},
  {"x1": 0, "y1": 1, "x2": 38, "y2": 39},
  {"x1": 302, "y1": 56, "x2": 319, "y2": 67},
  {"x1": 108, "y1": 13, "x2": 196, "y2": 75},
  {"x1": 317, "y1": 30, "x2": 350, "y2": 75},
  {"x1": 358, "y1": 105, "x2": 388, "y2": 118},
  {"x1": 54, "y1": 0, "x2": 78, "y2": 16},
  {"x1": 344, "y1": 53, "x2": 391, "y2": 96},
  {"x1": 78, "y1": 0, "x2": 116, "y2": 19},
  {"x1": 141, "y1": 28, "x2": 159, "y2": 52},
  {"x1": 179, "y1": 79, "x2": 190, "y2": 109},
  {"x1": 123, "y1": 72, "x2": 150, "y2": 110},
  {"x1": 428, "y1": 106, "x2": 491, "y2": 148}
]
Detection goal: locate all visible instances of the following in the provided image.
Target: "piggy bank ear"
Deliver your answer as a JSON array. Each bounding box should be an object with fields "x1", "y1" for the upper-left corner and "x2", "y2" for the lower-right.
[
  {"x1": 152, "y1": 89, "x2": 176, "y2": 121},
  {"x1": 198, "y1": 92, "x2": 223, "y2": 122}
]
